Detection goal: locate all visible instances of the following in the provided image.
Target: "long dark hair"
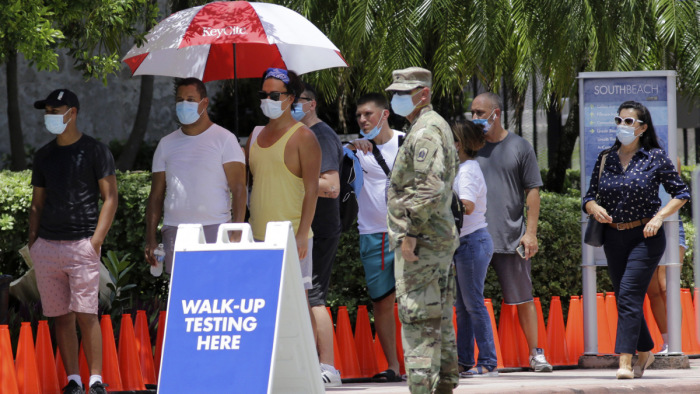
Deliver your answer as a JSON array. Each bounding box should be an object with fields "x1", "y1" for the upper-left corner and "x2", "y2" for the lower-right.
[{"x1": 605, "y1": 100, "x2": 662, "y2": 153}]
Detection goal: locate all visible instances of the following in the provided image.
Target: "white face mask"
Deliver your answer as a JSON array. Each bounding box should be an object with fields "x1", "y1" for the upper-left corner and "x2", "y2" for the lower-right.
[
  {"x1": 44, "y1": 109, "x2": 71, "y2": 135},
  {"x1": 260, "y1": 98, "x2": 290, "y2": 119},
  {"x1": 176, "y1": 99, "x2": 205, "y2": 125}
]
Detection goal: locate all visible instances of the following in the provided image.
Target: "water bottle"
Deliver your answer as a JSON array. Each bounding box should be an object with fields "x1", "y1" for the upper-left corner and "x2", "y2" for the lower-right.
[{"x1": 151, "y1": 243, "x2": 165, "y2": 277}]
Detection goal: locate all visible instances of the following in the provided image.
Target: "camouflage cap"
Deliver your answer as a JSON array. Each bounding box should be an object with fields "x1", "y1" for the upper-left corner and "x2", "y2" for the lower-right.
[{"x1": 385, "y1": 67, "x2": 432, "y2": 92}]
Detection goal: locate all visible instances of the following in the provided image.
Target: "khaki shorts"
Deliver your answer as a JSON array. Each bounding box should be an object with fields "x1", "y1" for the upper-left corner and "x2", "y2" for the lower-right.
[{"x1": 30, "y1": 237, "x2": 100, "y2": 317}]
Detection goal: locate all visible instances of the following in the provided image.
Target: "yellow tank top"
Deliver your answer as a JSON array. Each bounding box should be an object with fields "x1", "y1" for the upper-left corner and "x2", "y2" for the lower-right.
[{"x1": 249, "y1": 122, "x2": 312, "y2": 241}]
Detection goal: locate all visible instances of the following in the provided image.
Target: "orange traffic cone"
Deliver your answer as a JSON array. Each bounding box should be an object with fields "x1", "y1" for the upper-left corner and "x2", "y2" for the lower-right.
[
  {"x1": 134, "y1": 311, "x2": 157, "y2": 385},
  {"x1": 326, "y1": 307, "x2": 344, "y2": 373},
  {"x1": 393, "y1": 303, "x2": 406, "y2": 375},
  {"x1": 534, "y1": 298, "x2": 549, "y2": 354},
  {"x1": 596, "y1": 293, "x2": 613, "y2": 354},
  {"x1": 642, "y1": 295, "x2": 664, "y2": 353},
  {"x1": 354, "y1": 305, "x2": 378, "y2": 378},
  {"x1": 681, "y1": 289, "x2": 700, "y2": 354},
  {"x1": 100, "y1": 315, "x2": 123, "y2": 392},
  {"x1": 15, "y1": 322, "x2": 42, "y2": 394},
  {"x1": 695, "y1": 288, "x2": 700, "y2": 347},
  {"x1": 565, "y1": 296, "x2": 583, "y2": 364},
  {"x1": 604, "y1": 292, "x2": 618, "y2": 347},
  {"x1": 374, "y1": 332, "x2": 389, "y2": 372},
  {"x1": 153, "y1": 311, "x2": 166, "y2": 380},
  {"x1": 452, "y1": 306, "x2": 458, "y2": 340},
  {"x1": 35, "y1": 320, "x2": 60, "y2": 394},
  {"x1": 484, "y1": 299, "x2": 504, "y2": 369},
  {"x1": 546, "y1": 296, "x2": 569, "y2": 366},
  {"x1": 55, "y1": 348, "x2": 67, "y2": 388},
  {"x1": 335, "y1": 306, "x2": 362, "y2": 379},
  {"x1": 498, "y1": 303, "x2": 521, "y2": 367},
  {"x1": 78, "y1": 342, "x2": 90, "y2": 387},
  {"x1": 118, "y1": 314, "x2": 146, "y2": 390},
  {"x1": 514, "y1": 307, "x2": 531, "y2": 368},
  {"x1": 0, "y1": 325, "x2": 20, "y2": 394}
]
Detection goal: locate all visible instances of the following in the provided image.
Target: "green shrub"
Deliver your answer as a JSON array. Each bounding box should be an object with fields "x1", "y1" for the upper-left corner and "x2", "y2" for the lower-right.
[{"x1": 1, "y1": 169, "x2": 695, "y2": 326}]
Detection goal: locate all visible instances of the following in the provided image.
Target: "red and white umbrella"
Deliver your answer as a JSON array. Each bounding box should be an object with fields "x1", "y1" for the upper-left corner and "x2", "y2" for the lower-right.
[{"x1": 123, "y1": 1, "x2": 347, "y2": 82}]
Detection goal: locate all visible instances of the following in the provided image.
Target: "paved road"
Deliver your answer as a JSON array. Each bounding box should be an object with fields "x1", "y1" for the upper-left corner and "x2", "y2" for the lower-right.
[{"x1": 327, "y1": 358, "x2": 700, "y2": 393}]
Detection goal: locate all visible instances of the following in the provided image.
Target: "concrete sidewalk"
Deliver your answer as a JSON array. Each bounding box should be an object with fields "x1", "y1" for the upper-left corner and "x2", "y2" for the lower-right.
[{"x1": 327, "y1": 358, "x2": 700, "y2": 393}]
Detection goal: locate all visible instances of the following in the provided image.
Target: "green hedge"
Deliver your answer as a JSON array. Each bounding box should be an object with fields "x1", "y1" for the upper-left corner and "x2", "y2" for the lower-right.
[{"x1": 1, "y1": 169, "x2": 695, "y2": 323}]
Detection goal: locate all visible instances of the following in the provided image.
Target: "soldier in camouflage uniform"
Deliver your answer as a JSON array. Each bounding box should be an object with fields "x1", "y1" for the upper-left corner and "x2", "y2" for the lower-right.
[{"x1": 385, "y1": 67, "x2": 460, "y2": 394}]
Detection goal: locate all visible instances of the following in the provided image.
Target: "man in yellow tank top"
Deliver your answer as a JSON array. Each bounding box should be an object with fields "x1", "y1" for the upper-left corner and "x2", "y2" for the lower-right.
[{"x1": 246, "y1": 68, "x2": 321, "y2": 293}]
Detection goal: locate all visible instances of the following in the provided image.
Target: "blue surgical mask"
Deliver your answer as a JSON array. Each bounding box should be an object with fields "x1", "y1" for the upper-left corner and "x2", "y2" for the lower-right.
[
  {"x1": 291, "y1": 102, "x2": 307, "y2": 121},
  {"x1": 472, "y1": 109, "x2": 495, "y2": 133},
  {"x1": 391, "y1": 92, "x2": 419, "y2": 117},
  {"x1": 44, "y1": 109, "x2": 71, "y2": 135},
  {"x1": 360, "y1": 112, "x2": 386, "y2": 140},
  {"x1": 176, "y1": 99, "x2": 204, "y2": 125},
  {"x1": 616, "y1": 125, "x2": 640, "y2": 146}
]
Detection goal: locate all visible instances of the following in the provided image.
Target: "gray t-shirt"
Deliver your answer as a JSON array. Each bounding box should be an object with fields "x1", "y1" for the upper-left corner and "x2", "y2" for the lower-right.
[
  {"x1": 476, "y1": 132, "x2": 542, "y2": 253},
  {"x1": 310, "y1": 121, "x2": 343, "y2": 236}
]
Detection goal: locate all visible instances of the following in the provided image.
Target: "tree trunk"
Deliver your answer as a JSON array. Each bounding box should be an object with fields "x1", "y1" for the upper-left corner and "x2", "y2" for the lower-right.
[
  {"x1": 546, "y1": 95, "x2": 562, "y2": 171},
  {"x1": 545, "y1": 95, "x2": 579, "y2": 193},
  {"x1": 6, "y1": 51, "x2": 27, "y2": 171},
  {"x1": 116, "y1": 75, "x2": 154, "y2": 171}
]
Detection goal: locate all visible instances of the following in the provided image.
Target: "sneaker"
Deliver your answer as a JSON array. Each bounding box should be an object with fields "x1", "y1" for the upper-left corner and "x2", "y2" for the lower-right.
[
  {"x1": 63, "y1": 380, "x2": 84, "y2": 394},
  {"x1": 529, "y1": 348, "x2": 553, "y2": 372},
  {"x1": 89, "y1": 381, "x2": 108, "y2": 394},
  {"x1": 657, "y1": 343, "x2": 669, "y2": 355},
  {"x1": 320, "y1": 363, "x2": 341, "y2": 387},
  {"x1": 467, "y1": 365, "x2": 499, "y2": 377}
]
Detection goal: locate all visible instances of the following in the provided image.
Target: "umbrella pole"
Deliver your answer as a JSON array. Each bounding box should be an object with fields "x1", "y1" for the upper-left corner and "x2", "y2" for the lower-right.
[{"x1": 234, "y1": 43, "x2": 239, "y2": 136}]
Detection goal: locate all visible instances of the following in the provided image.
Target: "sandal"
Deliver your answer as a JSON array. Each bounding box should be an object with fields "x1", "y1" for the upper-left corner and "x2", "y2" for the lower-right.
[
  {"x1": 372, "y1": 369, "x2": 402, "y2": 382},
  {"x1": 467, "y1": 366, "x2": 499, "y2": 377}
]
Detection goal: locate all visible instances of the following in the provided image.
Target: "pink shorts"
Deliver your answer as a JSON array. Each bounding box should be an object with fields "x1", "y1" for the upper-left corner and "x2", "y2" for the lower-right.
[{"x1": 30, "y1": 237, "x2": 100, "y2": 317}]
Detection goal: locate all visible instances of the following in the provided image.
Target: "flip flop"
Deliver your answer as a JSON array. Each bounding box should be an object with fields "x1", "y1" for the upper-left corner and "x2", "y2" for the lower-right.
[{"x1": 372, "y1": 369, "x2": 402, "y2": 382}]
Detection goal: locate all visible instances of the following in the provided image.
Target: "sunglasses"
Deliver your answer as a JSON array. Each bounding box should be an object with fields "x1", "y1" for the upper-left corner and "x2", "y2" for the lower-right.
[
  {"x1": 614, "y1": 116, "x2": 644, "y2": 127},
  {"x1": 395, "y1": 87, "x2": 422, "y2": 96},
  {"x1": 257, "y1": 91, "x2": 290, "y2": 101}
]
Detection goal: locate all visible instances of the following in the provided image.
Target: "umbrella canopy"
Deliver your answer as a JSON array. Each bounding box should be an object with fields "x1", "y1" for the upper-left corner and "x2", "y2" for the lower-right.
[{"x1": 123, "y1": 1, "x2": 347, "y2": 82}]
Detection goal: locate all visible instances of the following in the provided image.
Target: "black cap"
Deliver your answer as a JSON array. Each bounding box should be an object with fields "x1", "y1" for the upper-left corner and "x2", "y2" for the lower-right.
[{"x1": 34, "y1": 89, "x2": 80, "y2": 111}]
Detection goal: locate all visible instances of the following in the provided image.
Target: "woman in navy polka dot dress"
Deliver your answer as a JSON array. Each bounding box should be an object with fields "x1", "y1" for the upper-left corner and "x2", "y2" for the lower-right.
[{"x1": 582, "y1": 101, "x2": 690, "y2": 380}]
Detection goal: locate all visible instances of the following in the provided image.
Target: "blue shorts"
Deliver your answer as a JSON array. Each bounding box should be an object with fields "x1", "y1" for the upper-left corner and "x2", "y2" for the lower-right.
[
  {"x1": 359, "y1": 233, "x2": 396, "y2": 301},
  {"x1": 679, "y1": 221, "x2": 688, "y2": 250}
]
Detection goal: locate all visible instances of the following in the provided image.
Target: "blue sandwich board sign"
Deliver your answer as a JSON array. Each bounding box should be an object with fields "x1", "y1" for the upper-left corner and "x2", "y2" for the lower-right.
[{"x1": 157, "y1": 222, "x2": 323, "y2": 393}]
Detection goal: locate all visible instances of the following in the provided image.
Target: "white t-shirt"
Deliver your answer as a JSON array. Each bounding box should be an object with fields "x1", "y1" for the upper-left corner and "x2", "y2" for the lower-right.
[
  {"x1": 453, "y1": 159, "x2": 488, "y2": 237},
  {"x1": 356, "y1": 130, "x2": 405, "y2": 234},
  {"x1": 152, "y1": 124, "x2": 245, "y2": 226}
]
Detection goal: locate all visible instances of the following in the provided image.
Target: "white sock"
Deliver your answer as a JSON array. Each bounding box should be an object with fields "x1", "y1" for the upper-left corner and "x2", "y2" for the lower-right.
[
  {"x1": 67, "y1": 374, "x2": 82, "y2": 387},
  {"x1": 661, "y1": 333, "x2": 668, "y2": 345},
  {"x1": 89, "y1": 374, "x2": 102, "y2": 387}
]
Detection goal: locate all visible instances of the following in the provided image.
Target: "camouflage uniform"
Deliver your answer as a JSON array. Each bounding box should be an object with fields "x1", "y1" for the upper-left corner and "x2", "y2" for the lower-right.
[{"x1": 387, "y1": 102, "x2": 460, "y2": 393}]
